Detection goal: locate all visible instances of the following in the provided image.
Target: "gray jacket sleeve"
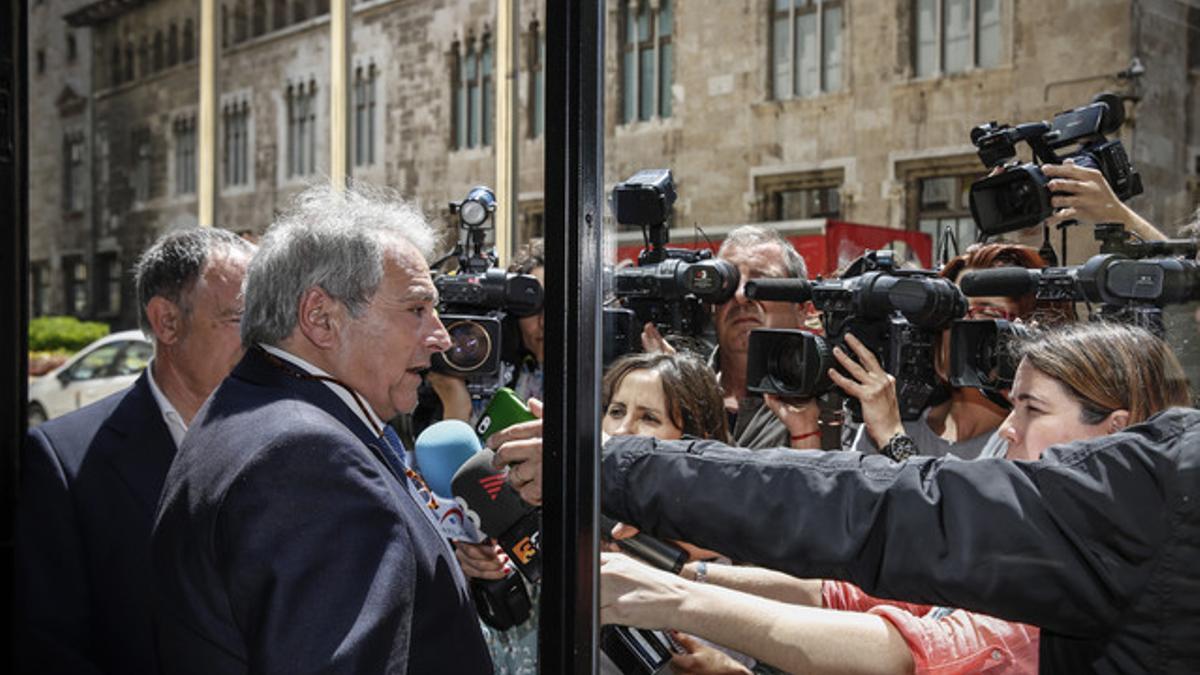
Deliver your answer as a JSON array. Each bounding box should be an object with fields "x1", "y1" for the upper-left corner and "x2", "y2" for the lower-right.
[{"x1": 601, "y1": 408, "x2": 1198, "y2": 637}]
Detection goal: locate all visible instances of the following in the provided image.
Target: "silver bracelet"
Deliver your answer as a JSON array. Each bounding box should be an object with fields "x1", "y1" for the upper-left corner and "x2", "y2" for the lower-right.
[{"x1": 693, "y1": 560, "x2": 708, "y2": 584}]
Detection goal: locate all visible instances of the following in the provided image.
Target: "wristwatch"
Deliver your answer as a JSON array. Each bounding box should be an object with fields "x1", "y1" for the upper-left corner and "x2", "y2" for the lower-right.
[{"x1": 880, "y1": 432, "x2": 917, "y2": 461}]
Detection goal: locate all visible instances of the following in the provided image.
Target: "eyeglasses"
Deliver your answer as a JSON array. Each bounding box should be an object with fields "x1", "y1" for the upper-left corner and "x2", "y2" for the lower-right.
[{"x1": 965, "y1": 304, "x2": 1015, "y2": 321}]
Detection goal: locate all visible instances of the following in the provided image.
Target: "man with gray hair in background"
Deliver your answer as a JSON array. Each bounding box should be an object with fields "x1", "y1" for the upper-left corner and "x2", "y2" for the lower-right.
[
  {"x1": 709, "y1": 225, "x2": 818, "y2": 449},
  {"x1": 17, "y1": 227, "x2": 253, "y2": 675},
  {"x1": 151, "y1": 184, "x2": 493, "y2": 674}
]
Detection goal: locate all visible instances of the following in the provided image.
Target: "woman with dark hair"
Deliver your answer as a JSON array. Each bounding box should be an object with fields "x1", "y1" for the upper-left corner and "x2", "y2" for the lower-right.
[
  {"x1": 459, "y1": 350, "x2": 731, "y2": 674},
  {"x1": 602, "y1": 352, "x2": 731, "y2": 444}
]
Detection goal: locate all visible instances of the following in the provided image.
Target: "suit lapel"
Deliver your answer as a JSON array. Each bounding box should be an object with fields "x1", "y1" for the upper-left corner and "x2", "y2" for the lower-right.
[
  {"x1": 96, "y1": 372, "x2": 178, "y2": 515},
  {"x1": 233, "y1": 349, "x2": 404, "y2": 481}
]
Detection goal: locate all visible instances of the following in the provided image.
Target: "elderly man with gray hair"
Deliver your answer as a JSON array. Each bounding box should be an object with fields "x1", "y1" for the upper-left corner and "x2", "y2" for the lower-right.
[
  {"x1": 151, "y1": 185, "x2": 492, "y2": 674},
  {"x1": 708, "y1": 225, "x2": 819, "y2": 450}
]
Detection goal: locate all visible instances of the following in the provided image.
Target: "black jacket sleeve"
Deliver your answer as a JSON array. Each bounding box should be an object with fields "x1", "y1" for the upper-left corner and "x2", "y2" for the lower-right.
[
  {"x1": 16, "y1": 428, "x2": 106, "y2": 675},
  {"x1": 601, "y1": 408, "x2": 1199, "y2": 638}
]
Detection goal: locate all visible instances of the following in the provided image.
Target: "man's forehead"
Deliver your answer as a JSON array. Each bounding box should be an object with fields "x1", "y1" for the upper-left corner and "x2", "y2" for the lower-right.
[{"x1": 722, "y1": 242, "x2": 790, "y2": 274}]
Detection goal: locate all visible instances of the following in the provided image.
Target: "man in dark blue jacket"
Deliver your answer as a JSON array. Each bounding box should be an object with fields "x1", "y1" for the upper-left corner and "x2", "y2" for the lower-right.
[
  {"x1": 16, "y1": 228, "x2": 254, "y2": 675},
  {"x1": 151, "y1": 185, "x2": 493, "y2": 674}
]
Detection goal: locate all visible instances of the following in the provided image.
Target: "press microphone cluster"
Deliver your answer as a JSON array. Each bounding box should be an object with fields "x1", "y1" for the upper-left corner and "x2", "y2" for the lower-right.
[{"x1": 414, "y1": 420, "x2": 534, "y2": 629}]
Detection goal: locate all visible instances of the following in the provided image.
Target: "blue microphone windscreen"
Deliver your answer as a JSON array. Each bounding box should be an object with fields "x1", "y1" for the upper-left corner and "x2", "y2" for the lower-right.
[{"x1": 413, "y1": 420, "x2": 482, "y2": 498}]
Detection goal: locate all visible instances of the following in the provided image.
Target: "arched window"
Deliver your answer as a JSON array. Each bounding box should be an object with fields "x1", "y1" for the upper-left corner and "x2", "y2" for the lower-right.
[
  {"x1": 465, "y1": 39, "x2": 479, "y2": 148},
  {"x1": 273, "y1": 0, "x2": 287, "y2": 30},
  {"x1": 125, "y1": 41, "x2": 134, "y2": 81},
  {"x1": 452, "y1": 32, "x2": 493, "y2": 150},
  {"x1": 111, "y1": 44, "x2": 122, "y2": 85},
  {"x1": 480, "y1": 32, "x2": 493, "y2": 146},
  {"x1": 168, "y1": 23, "x2": 179, "y2": 66},
  {"x1": 292, "y1": 0, "x2": 307, "y2": 23},
  {"x1": 234, "y1": 1, "x2": 249, "y2": 43},
  {"x1": 252, "y1": 0, "x2": 267, "y2": 37},
  {"x1": 138, "y1": 36, "x2": 150, "y2": 78},
  {"x1": 153, "y1": 30, "x2": 165, "y2": 71},
  {"x1": 183, "y1": 20, "x2": 195, "y2": 61}
]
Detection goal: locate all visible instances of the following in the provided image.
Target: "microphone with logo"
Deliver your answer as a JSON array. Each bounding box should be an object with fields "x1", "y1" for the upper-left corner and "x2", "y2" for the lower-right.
[
  {"x1": 451, "y1": 449, "x2": 542, "y2": 583},
  {"x1": 414, "y1": 420, "x2": 531, "y2": 630},
  {"x1": 413, "y1": 420, "x2": 488, "y2": 543}
]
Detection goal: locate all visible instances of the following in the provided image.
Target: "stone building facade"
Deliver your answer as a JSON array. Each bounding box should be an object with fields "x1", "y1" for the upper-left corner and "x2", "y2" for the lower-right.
[{"x1": 28, "y1": 0, "x2": 1200, "y2": 328}]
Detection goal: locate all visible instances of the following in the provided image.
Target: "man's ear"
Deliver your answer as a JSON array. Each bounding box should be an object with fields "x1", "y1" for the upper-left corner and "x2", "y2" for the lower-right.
[
  {"x1": 1106, "y1": 409, "x2": 1132, "y2": 434},
  {"x1": 296, "y1": 286, "x2": 341, "y2": 349},
  {"x1": 145, "y1": 296, "x2": 183, "y2": 345}
]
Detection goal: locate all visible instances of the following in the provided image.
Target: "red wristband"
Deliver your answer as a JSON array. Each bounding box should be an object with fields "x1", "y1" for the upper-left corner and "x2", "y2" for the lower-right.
[{"x1": 790, "y1": 429, "x2": 821, "y2": 442}]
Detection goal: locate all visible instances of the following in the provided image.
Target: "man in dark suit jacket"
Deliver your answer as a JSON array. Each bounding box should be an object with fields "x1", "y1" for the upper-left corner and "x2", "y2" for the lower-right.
[
  {"x1": 151, "y1": 185, "x2": 493, "y2": 674},
  {"x1": 16, "y1": 228, "x2": 254, "y2": 675}
]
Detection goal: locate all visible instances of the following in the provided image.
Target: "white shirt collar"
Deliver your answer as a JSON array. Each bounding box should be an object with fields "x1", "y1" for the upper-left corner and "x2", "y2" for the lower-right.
[
  {"x1": 146, "y1": 359, "x2": 187, "y2": 449},
  {"x1": 260, "y1": 344, "x2": 386, "y2": 438}
]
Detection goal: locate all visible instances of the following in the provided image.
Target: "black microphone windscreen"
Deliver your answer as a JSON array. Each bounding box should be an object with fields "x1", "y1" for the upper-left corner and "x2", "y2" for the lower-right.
[
  {"x1": 744, "y1": 278, "x2": 812, "y2": 303},
  {"x1": 451, "y1": 449, "x2": 533, "y2": 538},
  {"x1": 958, "y1": 268, "x2": 1038, "y2": 297}
]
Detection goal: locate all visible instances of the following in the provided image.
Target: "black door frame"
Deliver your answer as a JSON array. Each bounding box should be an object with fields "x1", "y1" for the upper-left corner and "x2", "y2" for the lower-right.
[
  {"x1": 2, "y1": 0, "x2": 30, "y2": 669},
  {"x1": 541, "y1": 0, "x2": 605, "y2": 672}
]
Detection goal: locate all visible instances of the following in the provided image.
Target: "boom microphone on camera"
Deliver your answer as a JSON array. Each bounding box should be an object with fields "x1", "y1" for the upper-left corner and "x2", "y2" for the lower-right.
[
  {"x1": 958, "y1": 268, "x2": 1040, "y2": 298},
  {"x1": 744, "y1": 278, "x2": 813, "y2": 303}
]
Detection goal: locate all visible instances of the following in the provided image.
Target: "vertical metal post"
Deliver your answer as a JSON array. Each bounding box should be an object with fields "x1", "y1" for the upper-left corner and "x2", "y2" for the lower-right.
[
  {"x1": 1, "y1": 0, "x2": 29, "y2": 666},
  {"x1": 494, "y1": 0, "x2": 518, "y2": 265},
  {"x1": 197, "y1": 0, "x2": 218, "y2": 227},
  {"x1": 329, "y1": 0, "x2": 352, "y2": 188},
  {"x1": 541, "y1": 0, "x2": 604, "y2": 673}
]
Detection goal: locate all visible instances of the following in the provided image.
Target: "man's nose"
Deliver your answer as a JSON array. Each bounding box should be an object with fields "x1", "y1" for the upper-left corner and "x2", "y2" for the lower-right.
[{"x1": 427, "y1": 316, "x2": 452, "y2": 352}]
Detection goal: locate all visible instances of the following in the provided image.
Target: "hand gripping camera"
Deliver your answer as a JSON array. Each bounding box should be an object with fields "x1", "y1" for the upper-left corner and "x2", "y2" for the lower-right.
[
  {"x1": 744, "y1": 251, "x2": 967, "y2": 421},
  {"x1": 431, "y1": 186, "x2": 543, "y2": 397},
  {"x1": 968, "y1": 93, "x2": 1142, "y2": 236}
]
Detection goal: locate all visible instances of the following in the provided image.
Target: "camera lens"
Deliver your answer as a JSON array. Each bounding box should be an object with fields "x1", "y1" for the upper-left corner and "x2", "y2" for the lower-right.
[
  {"x1": 773, "y1": 346, "x2": 809, "y2": 392},
  {"x1": 442, "y1": 320, "x2": 493, "y2": 371}
]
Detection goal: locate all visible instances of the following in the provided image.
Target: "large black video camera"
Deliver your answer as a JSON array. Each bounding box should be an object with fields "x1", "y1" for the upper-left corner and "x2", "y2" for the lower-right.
[
  {"x1": 744, "y1": 251, "x2": 967, "y2": 421},
  {"x1": 604, "y1": 169, "x2": 739, "y2": 362},
  {"x1": 959, "y1": 252, "x2": 1200, "y2": 338},
  {"x1": 431, "y1": 186, "x2": 543, "y2": 397},
  {"x1": 969, "y1": 93, "x2": 1142, "y2": 236}
]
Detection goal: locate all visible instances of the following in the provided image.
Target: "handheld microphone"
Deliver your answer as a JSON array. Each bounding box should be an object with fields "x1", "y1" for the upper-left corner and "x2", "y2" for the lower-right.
[
  {"x1": 452, "y1": 449, "x2": 542, "y2": 582},
  {"x1": 411, "y1": 420, "x2": 486, "y2": 543},
  {"x1": 958, "y1": 267, "x2": 1039, "y2": 297},
  {"x1": 599, "y1": 514, "x2": 686, "y2": 574},
  {"x1": 413, "y1": 420, "x2": 481, "y2": 498},
  {"x1": 416, "y1": 422, "x2": 532, "y2": 629},
  {"x1": 744, "y1": 278, "x2": 813, "y2": 303}
]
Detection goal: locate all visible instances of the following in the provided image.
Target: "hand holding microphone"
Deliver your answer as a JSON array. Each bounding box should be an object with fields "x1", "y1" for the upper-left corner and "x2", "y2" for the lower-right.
[{"x1": 488, "y1": 398, "x2": 544, "y2": 506}]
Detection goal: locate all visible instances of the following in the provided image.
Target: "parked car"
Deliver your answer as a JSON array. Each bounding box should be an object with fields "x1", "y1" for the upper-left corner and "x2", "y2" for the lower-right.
[{"x1": 28, "y1": 330, "x2": 153, "y2": 426}]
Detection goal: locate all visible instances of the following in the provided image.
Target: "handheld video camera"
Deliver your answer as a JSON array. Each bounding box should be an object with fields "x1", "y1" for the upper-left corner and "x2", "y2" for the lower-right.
[
  {"x1": 431, "y1": 186, "x2": 543, "y2": 397},
  {"x1": 744, "y1": 251, "x2": 967, "y2": 421},
  {"x1": 604, "y1": 169, "x2": 740, "y2": 362},
  {"x1": 959, "y1": 252, "x2": 1200, "y2": 338},
  {"x1": 968, "y1": 93, "x2": 1142, "y2": 236}
]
